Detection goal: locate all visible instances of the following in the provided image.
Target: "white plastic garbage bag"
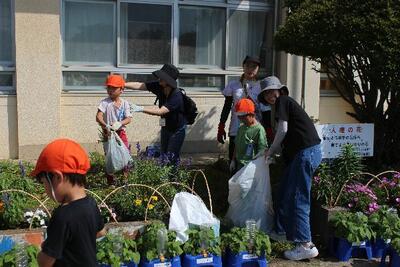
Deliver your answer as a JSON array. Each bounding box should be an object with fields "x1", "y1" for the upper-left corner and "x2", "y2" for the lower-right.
[
  {"x1": 105, "y1": 131, "x2": 132, "y2": 174},
  {"x1": 225, "y1": 156, "x2": 274, "y2": 233},
  {"x1": 169, "y1": 192, "x2": 220, "y2": 243}
]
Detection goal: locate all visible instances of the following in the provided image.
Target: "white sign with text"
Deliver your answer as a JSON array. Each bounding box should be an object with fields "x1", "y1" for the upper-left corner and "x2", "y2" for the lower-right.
[{"x1": 316, "y1": 123, "x2": 374, "y2": 159}]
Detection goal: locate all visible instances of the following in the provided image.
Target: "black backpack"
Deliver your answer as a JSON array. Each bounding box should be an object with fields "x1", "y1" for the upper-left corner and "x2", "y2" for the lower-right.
[
  {"x1": 153, "y1": 88, "x2": 198, "y2": 125},
  {"x1": 180, "y1": 88, "x2": 198, "y2": 125}
]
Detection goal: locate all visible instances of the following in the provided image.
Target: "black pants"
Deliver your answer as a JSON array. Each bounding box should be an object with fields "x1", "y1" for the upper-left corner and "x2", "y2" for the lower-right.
[{"x1": 229, "y1": 136, "x2": 236, "y2": 161}]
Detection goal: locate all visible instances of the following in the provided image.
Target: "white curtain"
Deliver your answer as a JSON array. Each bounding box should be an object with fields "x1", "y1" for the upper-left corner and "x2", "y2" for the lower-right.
[
  {"x1": 228, "y1": 10, "x2": 267, "y2": 67},
  {"x1": 64, "y1": 1, "x2": 115, "y2": 64},
  {"x1": 179, "y1": 7, "x2": 224, "y2": 67},
  {"x1": 0, "y1": 0, "x2": 12, "y2": 63}
]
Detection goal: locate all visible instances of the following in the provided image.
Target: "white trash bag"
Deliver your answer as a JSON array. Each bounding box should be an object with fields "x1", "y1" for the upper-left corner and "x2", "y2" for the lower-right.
[
  {"x1": 225, "y1": 156, "x2": 274, "y2": 233},
  {"x1": 105, "y1": 131, "x2": 132, "y2": 174},
  {"x1": 169, "y1": 192, "x2": 220, "y2": 243}
]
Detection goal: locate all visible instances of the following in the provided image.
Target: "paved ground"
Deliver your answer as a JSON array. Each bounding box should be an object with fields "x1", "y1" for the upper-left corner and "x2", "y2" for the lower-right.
[{"x1": 269, "y1": 258, "x2": 382, "y2": 266}]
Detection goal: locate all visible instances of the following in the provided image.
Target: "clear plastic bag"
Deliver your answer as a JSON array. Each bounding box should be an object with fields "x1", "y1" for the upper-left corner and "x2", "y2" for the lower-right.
[
  {"x1": 225, "y1": 156, "x2": 274, "y2": 232},
  {"x1": 105, "y1": 131, "x2": 132, "y2": 174}
]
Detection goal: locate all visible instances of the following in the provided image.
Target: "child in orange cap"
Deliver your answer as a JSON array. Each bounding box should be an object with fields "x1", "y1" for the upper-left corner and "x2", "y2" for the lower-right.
[
  {"x1": 231, "y1": 98, "x2": 268, "y2": 173},
  {"x1": 96, "y1": 74, "x2": 132, "y2": 185},
  {"x1": 31, "y1": 139, "x2": 106, "y2": 267}
]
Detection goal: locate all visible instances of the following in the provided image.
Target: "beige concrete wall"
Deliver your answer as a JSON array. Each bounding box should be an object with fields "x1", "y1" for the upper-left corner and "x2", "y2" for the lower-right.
[
  {"x1": 60, "y1": 92, "x2": 226, "y2": 155},
  {"x1": 14, "y1": 0, "x2": 61, "y2": 159},
  {"x1": 0, "y1": 96, "x2": 18, "y2": 159},
  {"x1": 319, "y1": 96, "x2": 357, "y2": 123}
]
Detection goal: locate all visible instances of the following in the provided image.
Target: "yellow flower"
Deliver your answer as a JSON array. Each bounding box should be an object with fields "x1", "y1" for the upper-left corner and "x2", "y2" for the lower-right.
[
  {"x1": 148, "y1": 204, "x2": 155, "y2": 210},
  {"x1": 134, "y1": 199, "x2": 142, "y2": 206},
  {"x1": 150, "y1": 196, "x2": 158, "y2": 202}
]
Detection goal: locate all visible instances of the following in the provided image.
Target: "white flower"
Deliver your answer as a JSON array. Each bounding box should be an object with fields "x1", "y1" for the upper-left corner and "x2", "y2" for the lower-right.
[
  {"x1": 40, "y1": 219, "x2": 45, "y2": 226},
  {"x1": 24, "y1": 211, "x2": 33, "y2": 217}
]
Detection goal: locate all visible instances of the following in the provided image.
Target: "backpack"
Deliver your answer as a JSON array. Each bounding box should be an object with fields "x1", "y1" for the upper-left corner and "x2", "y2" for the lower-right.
[
  {"x1": 153, "y1": 88, "x2": 198, "y2": 125},
  {"x1": 180, "y1": 88, "x2": 198, "y2": 125}
]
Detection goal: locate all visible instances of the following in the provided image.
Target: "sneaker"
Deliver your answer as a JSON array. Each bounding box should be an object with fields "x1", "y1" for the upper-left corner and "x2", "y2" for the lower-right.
[
  {"x1": 269, "y1": 231, "x2": 287, "y2": 242},
  {"x1": 284, "y1": 243, "x2": 319, "y2": 261}
]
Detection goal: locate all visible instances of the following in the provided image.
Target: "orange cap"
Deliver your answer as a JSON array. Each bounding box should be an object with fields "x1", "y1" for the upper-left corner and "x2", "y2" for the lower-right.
[
  {"x1": 30, "y1": 139, "x2": 90, "y2": 177},
  {"x1": 235, "y1": 98, "x2": 255, "y2": 116},
  {"x1": 105, "y1": 74, "x2": 125, "y2": 88}
]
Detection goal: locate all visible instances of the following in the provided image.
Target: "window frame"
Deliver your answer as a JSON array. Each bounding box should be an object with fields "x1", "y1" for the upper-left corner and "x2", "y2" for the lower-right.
[
  {"x1": 0, "y1": 0, "x2": 15, "y2": 93},
  {"x1": 61, "y1": 0, "x2": 117, "y2": 67}
]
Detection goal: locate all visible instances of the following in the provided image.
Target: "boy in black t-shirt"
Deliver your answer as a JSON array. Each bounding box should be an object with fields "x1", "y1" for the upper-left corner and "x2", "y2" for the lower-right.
[
  {"x1": 30, "y1": 139, "x2": 105, "y2": 267},
  {"x1": 258, "y1": 76, "x2": 322, "y2": 261}
]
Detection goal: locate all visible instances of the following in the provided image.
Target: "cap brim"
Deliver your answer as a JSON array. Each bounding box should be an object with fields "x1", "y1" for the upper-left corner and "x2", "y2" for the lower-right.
[{"x1": 152, "y1": 70, "x2": 177, "y2": 89}]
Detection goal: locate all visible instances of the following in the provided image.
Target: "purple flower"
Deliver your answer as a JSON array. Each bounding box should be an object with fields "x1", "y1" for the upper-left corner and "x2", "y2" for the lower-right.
[
  {"x1": 136, "y1": 142, "x2": 141, "y2": 154},
  {"x1": 396, "y1": 197, "x2": 400, "y2": 203},
  {"x1": 18, "y1": 160, "x2": 26, "y2": 177},
  {"x1": 353, "y1": 197, "x2": 359, "y2": 202},
  {"x1": 348, "y1": 203, "x2": 354, "y2": 208},
  {"x1": 313, "y1": 176, "x2": 321, "y2": 184}
]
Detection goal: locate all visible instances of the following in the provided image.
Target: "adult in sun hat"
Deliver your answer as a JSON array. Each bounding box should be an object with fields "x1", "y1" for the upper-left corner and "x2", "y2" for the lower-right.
[
  {"x1": 230, "y1": 98, "x2": 267, "y2": 173},
  {"x1": 124, "y1": 63, "x2": 186, "y2": 164},
  {"x1": 258, "y1": 76, "x2": 322, "y2": 261},
  {"x1": 31, "y1": 139, "x2": 106, "y2": 267},
  {"x1": 217, "y1": 55, "x2": 268, "y2": 170}
]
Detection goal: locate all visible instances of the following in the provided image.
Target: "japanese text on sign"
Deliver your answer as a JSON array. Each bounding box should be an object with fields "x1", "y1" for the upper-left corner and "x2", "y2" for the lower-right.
[{"x1": 316, "y1": 123, "x2": 374, "y2": 158}]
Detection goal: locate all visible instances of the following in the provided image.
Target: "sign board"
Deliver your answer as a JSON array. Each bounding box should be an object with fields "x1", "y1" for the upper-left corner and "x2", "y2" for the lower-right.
[{"x1": 316, "y1": 123, "x2": 374, "y2": 159}]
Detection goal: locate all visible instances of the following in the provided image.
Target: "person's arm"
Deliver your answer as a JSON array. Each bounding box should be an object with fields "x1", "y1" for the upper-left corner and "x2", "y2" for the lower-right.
[
  {"x1": 37, "y1": 252, "x2": 56, "y2": 267},
  {"x1": 96, "y1": 110, "x2": 108, "y2": 129},
  {"x1": 124, "y1": 82, "x2": 147, "y2": 91},
  {"x1": 120, "y1": 117, "x2": 132, "y2": 126},
  {"x1": 96, "y1": 228, "x2": 107, "y2": 238},
  {"x1": 219, "y1": 96, "x2": 233, "y2": 124},
  {"x1": 143, "y1": 106, "x2": 169, "y2": 116},
  {"x1": 266, "y1": 119, "x2": 288, "y2": 157}
]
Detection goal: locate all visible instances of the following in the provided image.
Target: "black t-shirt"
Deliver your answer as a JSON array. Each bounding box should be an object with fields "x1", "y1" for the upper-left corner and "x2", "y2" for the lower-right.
[
  {"x1": 41, "y1": 196, "x2": 104, "y2": 267},
  {"x1": 275, "y1": 96, "x2": 321, "y2": 161},
  {"x1": 146, "y1": 81, "x2": 186, "y2": 131}
]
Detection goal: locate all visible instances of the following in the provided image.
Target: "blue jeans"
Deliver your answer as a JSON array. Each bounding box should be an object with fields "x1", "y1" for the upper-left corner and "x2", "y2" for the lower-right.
[
  {"x1": 160, "y1": 125, "x2": 186, "y2": 164},
  {"x1": 275, "y1": 144, "x2": 322, "y2": 242}
]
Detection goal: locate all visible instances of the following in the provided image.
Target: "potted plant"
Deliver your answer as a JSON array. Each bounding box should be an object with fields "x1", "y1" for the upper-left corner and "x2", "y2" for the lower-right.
[
  {"x1": 182, "y1": 225, "x2": 222, "y2": 267},
  {"x1": 311, "y1": 144, "x2": 363, "y2": 246},
  {"x1": 220, "y1": 225, "x2": 270, "y2": 267},
  {"x1": 97, "y1": 233, "x2": 140, "y2": 267},
  {"x1": 0, "y1": 243, "x2": 40, "y2": 267},
  {"x1": 138, "y1": 222, "x2": 182, "y2": 267},
  {"x1": 368, "y1": 207, "x2": 400, "y2": 258},
  {"x1": 381, "y1": 237, "x2": 400, "y2": 266},
  {"x1": 329, "y1": 211, "x2": 375, "y2": 261}
]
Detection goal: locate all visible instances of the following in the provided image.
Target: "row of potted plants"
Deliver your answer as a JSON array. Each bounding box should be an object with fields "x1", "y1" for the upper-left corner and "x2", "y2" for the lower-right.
[
  {"x1": 329, "y1": 207, "x2": 400, "y2": 262},
  {"x1": 96, "y1": 221, "x2": 271, "y2": 267}
]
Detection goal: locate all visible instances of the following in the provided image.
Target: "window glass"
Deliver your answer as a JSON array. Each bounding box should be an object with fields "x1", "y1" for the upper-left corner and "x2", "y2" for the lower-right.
[
  {"x1": 179, "y1": 74, "x2": 224, "y2": 91},
  {"x1": 0, "y1": 73, "x2": 13, "y2": 87},
  {"x1": 120, "y1": 3, "x2": 171, "y2": 65},
  {"x1": 0, "y1": 0, "x2": 12, "y2": 63},
  {"x1": 64, "y1": 1, "x2": 115, "y2": 64},
  {"x1": 227, "y1": 10, "x2": 272, "y2": 68},
  {"x1": 63, "y1": 72, "x2": 109, "y2": 90},
  {"x1": 179, "y1": 6, "x2": 225, "y2": 68}
]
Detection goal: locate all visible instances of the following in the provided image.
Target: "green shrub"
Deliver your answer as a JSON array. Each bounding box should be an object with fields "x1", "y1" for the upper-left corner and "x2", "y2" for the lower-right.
[
  {"x1": 182, "y1": 225, "x2": 221, "y2": 256},
  {"x1": 221, "y1": 227, "x2": 271, "y2": 256},
  {"x1": 330, "y1": 211, "x2": 375, "y2": 243}
]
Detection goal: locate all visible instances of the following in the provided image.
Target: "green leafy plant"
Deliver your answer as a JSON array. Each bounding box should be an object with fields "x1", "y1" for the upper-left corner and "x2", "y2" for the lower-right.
[
  {"x1": 330, "y1": 211, "x2": 375, "y2": 243},
  {"x1": 391, "y1": 237, "x2": 400, "y2": 255},
  {"x1": 96, "y1": 233, "x2": 140, "y2": 267},
  {"x1": 0, "y1": 244, "x2": 40, "y2": 267},
  {"x1": 220, "y1": 227, "x2": 271, "y2": 256},
  {"x1": 369, "y1": 207, "x2": 400, "y2": 241},
  {"x1": 138, "y1": 221, "x2": 183, "y2": 262},
  {"x1": 312, "y1": 144, "x2": 363, "y2": 208},
  {"x1": 182, "y1": 225, "x2": 221, "y2": 256}
]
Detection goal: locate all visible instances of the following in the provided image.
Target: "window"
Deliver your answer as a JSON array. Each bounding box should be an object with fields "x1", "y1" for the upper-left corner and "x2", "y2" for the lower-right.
[
  {"x1": 179, "y1": 6, "x2": 225, "y2": 68},
  {"x1": 63, "y1": 0, "x2": 115, "y2": 65},
  {"x1": 227, "y1": 9, "x2": 272, "y2": 69},
  {"x1": 0, "y1": 0, "x2": 14, "y2": 93},
  {"x1": 62, "y1": 0, "x2": 274, "y2": 92},
  {"x1": 120, "y1": 3, "x2": 171, "y2": 65}
]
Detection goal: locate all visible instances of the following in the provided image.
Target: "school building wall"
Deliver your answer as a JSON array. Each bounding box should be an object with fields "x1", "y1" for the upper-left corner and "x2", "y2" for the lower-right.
[{"x1": 0, "y1": 0, "x2": 356, "y2": 160}]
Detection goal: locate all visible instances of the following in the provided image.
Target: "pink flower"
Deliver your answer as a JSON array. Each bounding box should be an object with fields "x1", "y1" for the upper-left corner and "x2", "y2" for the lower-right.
[
  {"x1": 348, "y1": 203, "x2": 354, "y2": 208},
  {"x1": 396, "y1": 197, "x2": 400, "y2": 203}
]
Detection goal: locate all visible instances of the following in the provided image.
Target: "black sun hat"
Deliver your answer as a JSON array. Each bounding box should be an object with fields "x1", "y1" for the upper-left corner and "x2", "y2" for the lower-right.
[
  {"x1": 242, "y1": 55, "x2": 261, "y2": 66},
  {"x1": 152, "y1": 64, "x2": 179, "y2": 89}
]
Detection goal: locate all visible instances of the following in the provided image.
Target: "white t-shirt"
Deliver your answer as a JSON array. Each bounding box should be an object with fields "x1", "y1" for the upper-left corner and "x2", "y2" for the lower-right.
[
  {"x1": 222, "y1": 80, "x2": 269, "y2": 136},
  {"x1": 98, "y1": 97, "x2": 132, "y2": 130}
]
